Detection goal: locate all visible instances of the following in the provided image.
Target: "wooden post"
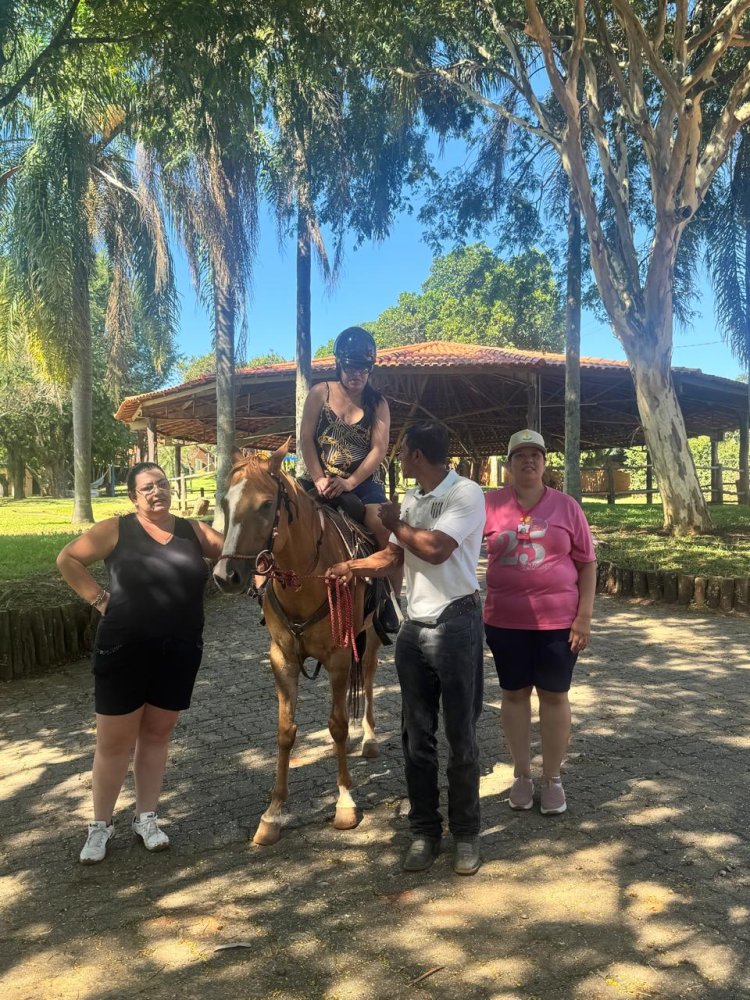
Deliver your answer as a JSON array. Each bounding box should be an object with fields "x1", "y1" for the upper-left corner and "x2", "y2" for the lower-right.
[
  {"x1": 174, "y1": 444, "x2": 184, "y2": 511},
  {"x1": 710, "y1": 436, "x2": 722, "y2": 504},
  {"x1": 605, "y1": 457, "x2": 616, "y2": 505},
  {"x1": 388, "y1": 460, "x2": 397, "y2": 500},
  {"x1": 645, "y1": 449, "x2": 653, "y2": 505},
  {"x1": 146, "y1": 418, "x2": 157, "y2": 464},
  {"x1": 526, "y1": 374, "x2": 540, "y2": 432},
  {"x1": 739, "y1": 399, "x2": 749, "y2": 505}
]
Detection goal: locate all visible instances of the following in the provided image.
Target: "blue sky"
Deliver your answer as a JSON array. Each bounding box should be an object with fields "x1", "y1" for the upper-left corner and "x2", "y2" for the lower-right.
[{"x1": 172, "y1": 152, "x2": 744, "y2": 383}]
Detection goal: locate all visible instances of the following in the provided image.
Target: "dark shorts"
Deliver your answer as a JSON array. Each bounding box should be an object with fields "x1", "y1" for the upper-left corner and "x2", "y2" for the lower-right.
[
  {"x1": 484, "y1": 625, "x2": 577, "y2": 693},
  {"x1": 92, "y1": 636, "x2": 204, "y2": 716},
  {"x1": 351, "y1": 476, "x2": 387, "y2": 505},
  {"x1": 298, "y1": 476, "x2": 387, "y2": 508}
]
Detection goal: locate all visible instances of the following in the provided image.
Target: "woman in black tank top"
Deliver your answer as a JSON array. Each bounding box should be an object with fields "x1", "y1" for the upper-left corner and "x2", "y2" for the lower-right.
[
  {"x1": 57, "y1": 462, "x2": 224, "y2": 864},
  {"x1": 298, "y1": 327, "x2": 391, "y2": 545}
]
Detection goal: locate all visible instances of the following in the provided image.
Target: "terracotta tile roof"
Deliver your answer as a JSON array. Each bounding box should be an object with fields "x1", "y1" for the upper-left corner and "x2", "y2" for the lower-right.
[{"x1": 115, "y1": 341, "x2": 642, "y2": 422}]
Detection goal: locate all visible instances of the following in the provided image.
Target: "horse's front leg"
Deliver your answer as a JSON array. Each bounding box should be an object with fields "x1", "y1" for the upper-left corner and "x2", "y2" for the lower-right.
[
  {"x1": 328, "y1": 650, "x2": 358, "y2": 830},
  {"x1": 253, "y1": 642, "x2": 300, "y2": 846},
  {"x1": 360, "y1": 629, "x2": 381, "y2": 759}
]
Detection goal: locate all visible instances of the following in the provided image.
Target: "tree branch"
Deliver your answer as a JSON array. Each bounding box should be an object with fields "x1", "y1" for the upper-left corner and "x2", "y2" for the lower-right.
[
  {"x1": 674, "y1": 0, "x2": 688, "y2": 70},
  {"x1": 687, "y1": 0, "x2": 750, "y2": 52},
  {"x1": 684, "y1": 1, "x2": 750, "y2": 91},
  {"x1": 0, "y1": 0, "x2": 82, "y2": 110},
  {"x1": 611, "y1": 0, "x2": 683, "y2": 108},
  {"x1": 477, "y1": 0, "x2": 556, "y2": 136},
  {"x1": 696, "y1": 61, "x2": 750, "y2": 199}
]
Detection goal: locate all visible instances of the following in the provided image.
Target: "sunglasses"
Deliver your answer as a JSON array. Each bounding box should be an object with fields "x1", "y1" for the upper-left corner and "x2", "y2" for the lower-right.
[{"x1": 340, "y1": 361, "x2": 373, "y2": 375}]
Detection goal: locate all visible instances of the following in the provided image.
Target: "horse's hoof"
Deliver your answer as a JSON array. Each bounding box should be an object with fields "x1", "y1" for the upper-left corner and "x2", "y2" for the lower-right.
[
  {"x1": 253, "y1": 820, "x2": 281, "y2": 846},
  {"x1": 333, "y1": 807, "x2": 358, "y2": 830},
  {"x1": 361, "y1": 740, "x2": 380, "y2": 759}
]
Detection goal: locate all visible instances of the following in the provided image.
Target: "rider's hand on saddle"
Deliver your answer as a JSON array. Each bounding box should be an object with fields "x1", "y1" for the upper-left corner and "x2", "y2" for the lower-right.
[
  {"x1": 314, "y1": 476, "x2": 330, "y2": 497},
  {"x1": 378, "y1": 501, "x2": 401, "y2": 530},
  {"x1": 325, "y1": 561, "x2": 354, "y2": 584},
  {"x1": 324, "y1": 476, "x2": 350, "y2": 498}
]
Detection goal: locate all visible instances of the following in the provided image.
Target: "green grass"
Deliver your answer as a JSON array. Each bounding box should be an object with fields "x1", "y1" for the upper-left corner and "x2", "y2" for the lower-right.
[
  {"x1": 584, "y1": 502, "x2": 750, "y2": 576},
  {"x1": 0, "y1": 496, "x2": 748, "y2": 606},
  {"x1": 0, "y1": 498, "x2": 132, "y2": 600}
]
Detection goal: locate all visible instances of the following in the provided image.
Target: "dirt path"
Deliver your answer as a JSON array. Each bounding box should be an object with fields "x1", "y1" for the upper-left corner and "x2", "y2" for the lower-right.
[{"x1": 1, "y1": 594, "x2": 748, "y2": 999}]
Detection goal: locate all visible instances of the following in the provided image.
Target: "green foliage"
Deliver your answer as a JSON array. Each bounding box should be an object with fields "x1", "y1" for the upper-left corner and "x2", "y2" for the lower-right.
[
  {"x1": 314, "y1": 243, "x2": 564, "y2": 356},
  {"x1": 176, "y1": 349, "x2": 289, "y2": 382}
]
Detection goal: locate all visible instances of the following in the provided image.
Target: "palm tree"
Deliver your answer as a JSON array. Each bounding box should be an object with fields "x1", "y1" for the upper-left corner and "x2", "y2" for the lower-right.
[
  {"x1": 703, "y1": 130, "x2": 750, "y2": 505},
  {"x1": 145, "y1": 99, "x2": 259, "y2": 524},
  {"x1": 2, "y1": 91, "x2": 176, "y2": 521}
]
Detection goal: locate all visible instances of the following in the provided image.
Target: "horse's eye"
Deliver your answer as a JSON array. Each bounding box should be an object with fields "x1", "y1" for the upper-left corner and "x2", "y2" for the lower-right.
[{"x1": 260, "y1": 500, "x2": 273, "y2": 511}]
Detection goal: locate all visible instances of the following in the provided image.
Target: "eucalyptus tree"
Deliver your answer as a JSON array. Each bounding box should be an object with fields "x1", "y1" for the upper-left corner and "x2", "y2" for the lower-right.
[
  {"x1": 2, "y1": 84, "x2": 176, "y2": 521},
  {"x1": 361, "y1": 0, "x2": 750, "y2": 533}
]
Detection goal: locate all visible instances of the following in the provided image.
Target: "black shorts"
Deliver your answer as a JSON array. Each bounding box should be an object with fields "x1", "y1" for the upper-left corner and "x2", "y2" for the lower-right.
[
  {"x1": 484, "y1": 625, "x2": 577, "y2": 693},
  {"x1": 92, "y1": 636, "x2": 204, "y2": 716}
]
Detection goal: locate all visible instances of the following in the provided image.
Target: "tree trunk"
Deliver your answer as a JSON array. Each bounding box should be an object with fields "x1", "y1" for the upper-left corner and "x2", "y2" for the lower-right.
[
  {"x1": 8, "y1": 449, "x2": 26, "y2": 499},
  {"x1": 564, "y1": 189, "x2": 582, "y2": 503},
  {"x1": 627, "y1": 344, "x2": 711, "y2": 533},
  {"x1": 295, "y1": 207, "x2": 312, "y2": 465},
  {"x1": 213, "y1": 258, "x2": 235, "y2": 531},
  {"x1": 71, "y1": 262, "x2": 94, "y2": 523}
]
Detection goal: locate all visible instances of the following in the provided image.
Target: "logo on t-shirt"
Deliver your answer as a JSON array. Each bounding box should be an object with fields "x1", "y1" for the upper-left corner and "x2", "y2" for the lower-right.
[
  {"x1": 430, "y1": 501, "x2": 444, "y2": 520},
  {"x1": 489, "y1": 518, "x2": 549, "y2": 570}
]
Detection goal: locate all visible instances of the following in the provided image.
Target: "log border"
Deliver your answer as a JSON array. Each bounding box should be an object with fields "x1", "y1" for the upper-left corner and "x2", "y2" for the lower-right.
[
  {"x1": 0, "y1": 601, "x2": 99, "y2": 682},
  {"x1": 596, "y1": 562, "x2": 750, "y2": 616}
]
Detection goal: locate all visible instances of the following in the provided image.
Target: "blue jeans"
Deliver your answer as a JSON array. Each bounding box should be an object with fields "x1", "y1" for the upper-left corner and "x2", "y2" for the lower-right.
[{"x1": 395, "y1": 608, "x2": 484, "y2": 839}]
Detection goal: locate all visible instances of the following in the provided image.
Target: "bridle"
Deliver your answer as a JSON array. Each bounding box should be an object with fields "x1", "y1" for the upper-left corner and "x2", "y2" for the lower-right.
[{"x1": 217, "y1": 467, "x2": 325, "y2": 589}]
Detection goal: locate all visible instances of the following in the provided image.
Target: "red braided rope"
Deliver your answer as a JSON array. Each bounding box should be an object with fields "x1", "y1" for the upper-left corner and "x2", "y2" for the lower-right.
[
  {"x1": 326, "y1": 576, "x2": 360, "y2": 663},
  {"x1": 219, "y1": 550, "x2": 359, "y2": 659}
]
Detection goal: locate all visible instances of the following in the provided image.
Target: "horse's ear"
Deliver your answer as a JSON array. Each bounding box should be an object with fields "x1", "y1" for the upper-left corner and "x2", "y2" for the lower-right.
[
  {"x1": 231, "y1": 447, "x2": 244, "y2": 465},
  {"x1": 268, "y1": 438, "x2": 291, "y2": 475}
]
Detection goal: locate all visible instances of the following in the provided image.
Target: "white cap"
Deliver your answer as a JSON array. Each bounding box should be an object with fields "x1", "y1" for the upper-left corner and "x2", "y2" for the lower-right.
[{"x1": 507, "y1": 429, "x2": 546, "y2": 459}]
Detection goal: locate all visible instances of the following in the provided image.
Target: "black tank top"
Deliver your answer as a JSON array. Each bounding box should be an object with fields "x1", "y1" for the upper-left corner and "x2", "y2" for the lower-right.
[
  {"x1": 96, "y1": 513, "x2": 208, "y2": 643},
  {"x1": 314, "y1": 382, "x2": 384, "y2": 485}
]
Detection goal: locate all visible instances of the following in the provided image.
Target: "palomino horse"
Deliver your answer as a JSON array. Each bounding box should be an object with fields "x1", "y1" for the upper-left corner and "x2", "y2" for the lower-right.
[{"x1": 213, "y1": 442, "x2": 381, "y2": 846}]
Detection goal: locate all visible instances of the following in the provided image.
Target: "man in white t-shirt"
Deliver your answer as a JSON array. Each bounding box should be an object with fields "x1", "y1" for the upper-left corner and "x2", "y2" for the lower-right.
[{"x1": 326, "y1": 421, "x2": 485, "y2": 876}]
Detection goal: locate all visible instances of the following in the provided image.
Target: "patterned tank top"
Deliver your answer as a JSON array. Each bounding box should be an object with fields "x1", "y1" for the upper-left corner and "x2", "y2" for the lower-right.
[{"x1": 314, "y1": 382, "x2": 384, "y2": 485}]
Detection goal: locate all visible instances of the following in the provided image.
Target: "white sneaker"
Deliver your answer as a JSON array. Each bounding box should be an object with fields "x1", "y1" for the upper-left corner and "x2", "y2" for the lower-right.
[
  {"x1": 132, "y1": 811, "x2": 170, "y2": 851},
  {"x1": 80, "y1": 821, "x2": 115, "y2": 864}
]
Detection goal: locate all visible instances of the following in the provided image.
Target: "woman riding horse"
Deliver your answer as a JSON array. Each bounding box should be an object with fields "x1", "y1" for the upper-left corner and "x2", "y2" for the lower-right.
[{"x1": 214, "y1": 442, "x2": 381, "y2": 846}]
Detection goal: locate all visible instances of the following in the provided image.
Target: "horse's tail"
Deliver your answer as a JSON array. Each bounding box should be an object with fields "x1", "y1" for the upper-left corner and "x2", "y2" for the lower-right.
[{"x1": 347, "y1": 631, "x2": 367, "y2": 720}]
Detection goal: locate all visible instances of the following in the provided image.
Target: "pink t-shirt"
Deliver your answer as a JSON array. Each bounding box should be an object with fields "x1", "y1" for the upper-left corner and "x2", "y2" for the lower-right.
[{"x1": 483, "y1": 487, "x2": 596, "y2": 630}]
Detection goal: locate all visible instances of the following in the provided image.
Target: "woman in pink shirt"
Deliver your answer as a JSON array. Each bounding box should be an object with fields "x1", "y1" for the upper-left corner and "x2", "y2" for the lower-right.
[{"x1": 483, "y1": 430, "x2": 596, "y2": 816}]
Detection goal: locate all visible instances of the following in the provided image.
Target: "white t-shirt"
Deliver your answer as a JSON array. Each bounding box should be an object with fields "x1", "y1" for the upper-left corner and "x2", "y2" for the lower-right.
[{"x1": 391, "y1": 469, "x2": 485, "y2": 622}]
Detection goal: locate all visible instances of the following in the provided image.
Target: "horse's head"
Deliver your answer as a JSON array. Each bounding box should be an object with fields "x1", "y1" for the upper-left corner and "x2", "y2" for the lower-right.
[{"x1": 213, "y1": 440, "x2": 291, "y2": 594}]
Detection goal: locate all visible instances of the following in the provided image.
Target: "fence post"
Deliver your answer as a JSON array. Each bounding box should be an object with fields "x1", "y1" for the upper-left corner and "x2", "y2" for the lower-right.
[
  {"x1": 739, "y1": 408, "x2": 749, "y2": 506},
  {"x1": 605, "y1": 457, "x2": 616, "y2": 505},
  {"x1": 645, "y1": 450, "x2": 653, "y2": 505},
  {"x1": 710, "y1": 436, "x2": 723, "y2": 504}
]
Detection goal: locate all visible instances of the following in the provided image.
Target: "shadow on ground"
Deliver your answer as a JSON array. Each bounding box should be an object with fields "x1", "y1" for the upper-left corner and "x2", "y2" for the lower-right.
[{"x1": 1, "y1": 592, "x2": 749, "y2": 999}]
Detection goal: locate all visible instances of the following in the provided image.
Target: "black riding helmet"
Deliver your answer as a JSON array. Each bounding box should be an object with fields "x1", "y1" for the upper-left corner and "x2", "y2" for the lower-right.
[{"x1": 333, "y1": 326, "x2": 376, "y2": 369}]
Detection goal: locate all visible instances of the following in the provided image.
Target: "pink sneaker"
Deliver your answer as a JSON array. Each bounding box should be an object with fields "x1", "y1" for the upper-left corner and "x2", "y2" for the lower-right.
[
  {"x1": 540, "y1": 778, "x2": 567, "y2": 815},
  {"x1": 509, "y1": 775, "x2": 534, "y2": 810}
]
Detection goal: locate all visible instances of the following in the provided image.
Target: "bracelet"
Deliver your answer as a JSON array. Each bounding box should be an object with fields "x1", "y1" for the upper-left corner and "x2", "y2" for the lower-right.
[{"x1": 90, "y1": 589, "x2": 109, "y2": 609}]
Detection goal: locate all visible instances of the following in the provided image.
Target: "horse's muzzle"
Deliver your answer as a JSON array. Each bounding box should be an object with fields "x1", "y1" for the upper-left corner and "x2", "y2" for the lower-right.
[{"x1": 213, "y1": 558, "x2": 252, "y2": 594}]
